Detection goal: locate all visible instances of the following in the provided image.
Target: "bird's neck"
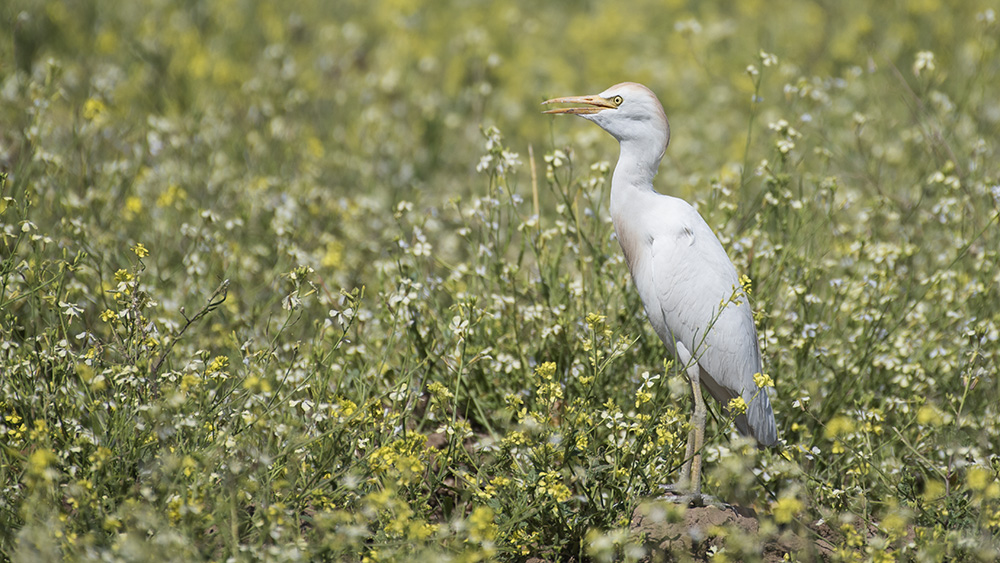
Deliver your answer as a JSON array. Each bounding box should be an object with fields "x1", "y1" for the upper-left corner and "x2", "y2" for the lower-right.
[
  {"x1": 609, "y1": 140, "x2": 664, "y2": 235},
  {"x1": 611, "y1": 138, "x2": 664, "y2": 195}
]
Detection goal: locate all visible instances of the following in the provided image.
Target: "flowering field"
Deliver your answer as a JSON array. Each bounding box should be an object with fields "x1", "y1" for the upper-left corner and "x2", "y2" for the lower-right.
[{"x1": 2, "y1": 0, "x2": 1000, "y2": 561}]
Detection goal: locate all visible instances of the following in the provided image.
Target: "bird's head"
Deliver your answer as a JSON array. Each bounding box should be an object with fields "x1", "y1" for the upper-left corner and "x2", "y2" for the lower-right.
[{"x1": 543, "y1": 82, "x2": 670, "y2": 154}]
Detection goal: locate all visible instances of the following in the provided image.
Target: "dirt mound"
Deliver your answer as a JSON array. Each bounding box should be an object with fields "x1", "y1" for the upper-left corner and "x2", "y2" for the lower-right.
[{"x1": 631, "y1": 499, "x2": 834, "y2": 562}]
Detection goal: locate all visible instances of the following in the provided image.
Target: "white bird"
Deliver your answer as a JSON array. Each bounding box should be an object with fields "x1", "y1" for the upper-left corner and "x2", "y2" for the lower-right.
[{"x1": 543, "y1": 82, "x2": 777, "y2": 497}]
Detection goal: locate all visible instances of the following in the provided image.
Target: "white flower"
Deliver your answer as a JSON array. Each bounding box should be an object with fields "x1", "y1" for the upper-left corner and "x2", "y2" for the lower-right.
[
  {"x1": 476, "y1": 155, "x2": 494, "y2": 173},
  {"x1": 412, "y1": 241, "x2": 433, "y2": 257},
  {"x1": 913, "y1": 51, "x2": 935, "y2": 76},
  {"x1": 59, "y1": 301, "x2": 84, "y2": 321},
  {"x1": 673, "y1": 19, "x2": 702, "y2": 35},
  {"x1": 389, "y1": 383, "x2": 408, "y2": 402},
  {"x1": 544, "y1": 149, "x2": 567, "y2": 169},
  {"x1": 640, "y1": 371, "x2": 661, "y2": 389},
  {"x1": 498, "y1": 150, "x2": 521, "y2": 175}
]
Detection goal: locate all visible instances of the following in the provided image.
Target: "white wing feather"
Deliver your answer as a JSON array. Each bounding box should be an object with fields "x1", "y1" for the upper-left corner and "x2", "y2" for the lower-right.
[{"x1": 620, "y1": 196, "x2": 777, "y2": 446}]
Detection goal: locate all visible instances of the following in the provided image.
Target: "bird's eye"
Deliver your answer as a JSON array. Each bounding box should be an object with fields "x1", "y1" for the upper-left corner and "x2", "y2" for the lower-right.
[{"x1": 612, "y1": 95, "x2": 624, "y2": 106}]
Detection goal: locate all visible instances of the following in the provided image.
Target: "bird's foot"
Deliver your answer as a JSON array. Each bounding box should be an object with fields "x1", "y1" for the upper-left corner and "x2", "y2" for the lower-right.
[{"x1": 657, "y1": 484, "x2": 726, "y2": 509}]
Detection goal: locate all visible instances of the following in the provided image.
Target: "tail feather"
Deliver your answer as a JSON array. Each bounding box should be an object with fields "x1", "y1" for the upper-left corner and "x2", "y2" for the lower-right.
[
  {"x1": 745, "y1": 386, "x2": 777, "y2": 446},
  {"x1": 701, "y1": 366, "x2": 777, "y2": 447}
]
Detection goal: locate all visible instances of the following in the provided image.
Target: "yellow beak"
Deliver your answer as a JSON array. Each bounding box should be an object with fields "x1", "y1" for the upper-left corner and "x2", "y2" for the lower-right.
[{"x1": 542, "y1": 94, "x2": 617, "y2": 114}]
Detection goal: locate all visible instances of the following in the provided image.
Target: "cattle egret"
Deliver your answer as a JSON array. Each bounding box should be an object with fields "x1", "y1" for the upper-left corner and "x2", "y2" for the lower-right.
[{"x1": 544, "y1": 82, "x2": 777, "y2": 498}]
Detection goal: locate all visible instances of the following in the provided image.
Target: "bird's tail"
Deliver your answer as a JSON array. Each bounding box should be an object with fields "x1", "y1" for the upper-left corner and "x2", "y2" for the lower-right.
[
  {"x1": 741, "y1": 386, "x2": 777, "y2": 447},
  {"x1": 700, "y1": 369, "x2": 778, "y2": 447}
]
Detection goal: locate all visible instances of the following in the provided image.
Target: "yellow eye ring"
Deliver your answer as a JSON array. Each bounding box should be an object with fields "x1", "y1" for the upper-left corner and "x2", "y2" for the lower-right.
[{"x1": 612, "y1": 95, "x2": 624, "y2": 106}]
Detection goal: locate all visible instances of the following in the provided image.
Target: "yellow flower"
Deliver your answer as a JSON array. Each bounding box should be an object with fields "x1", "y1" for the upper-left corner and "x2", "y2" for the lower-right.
[
  {"x1": 824, "y1": 415, "x2": 855, "y2": 439},
  {"x1": 306, "y1": 136, "x2": 325, "y2": 159},
  {"x1": 967, "y1": 467, "x2": 995, "y2": 493},
  {"x1": 29, "y1": 419, "x2": 47, "y2": 440},
  {"x1": 243, "y1": 375, "x2": 272, "y2": 393},
  {"x1": 635, "y1": 389, "x2": 653, "y2": 408},
  {"x1": 182, "y1": 455, "x2": 197, "y2": 477},
  {"x1": 537, "y1": 381, "x2": 563, "y2": 403},
  {"x1": 922, "y1": 479, "x2": 945, "y2": 502},
  {"x1": 131, "y1": 243, "x2": 149, "y2": 258},
  {"x1": 180, "y1": 373, "x2": 201, "y2": 391},
  {"x1": 585, "y1": 313, "x2": 606, "y2": 330},
  {"x1": 916, "y1": 405, "x2": 943, "y2": 426},
  {"x1": 100, "y1": 309, "x2": 118, "y2": 323},
  {"x1": 427, "y1": 381, "x2": 454, "y2": 400},
  {"x1": 102, "y1": 516, "x2": 122, "y2": 532},
  {"x1": 89, "y1": 446, "x2": 112, "y2": 468},
  {"x1": 753, "y1": 372, "x2": 774, "y2": 388},
  {"x1": 206, "y1": 356, "x2": 229, "y2": 374},
  {"x1": 881, "y1": 509, "x2": 908, "y2": 542},
  {"x1": 537, "y1": 471, "x2": 572, "y2": 502},
  {"x1": 83, "y1": 98, "x2": 107, "y2": 122},
  {"x1": 321, "y1": 240, "x2": 344, "y2": 269},
  {"x1": 727, "y1": 397, "x2": 748, "y2": 415},
  {"x1": 124, "y1": 196, "x2": 143, "y2": 220},
  {"x1": 28, "y1": 448, "x2": 57, "y2": 479},
  {"x1": 534, "y1": 361, "x2": 557, "y2": 380},
  {"x1": 771, "y1": 495, "x2": 803, "y2": 524},
  {"x1": 336, "y1": 398, "x2": 357, "y2": 417},
  {"x1": 407, "y1": 519, "x2": 437, "y2": 540},
  {"x1": 988, "y1": 509, "x2": 1000, "y2": 530},
  {"x1": 96, "y1": 30, "x2": 118, "y2": 54},
  {"x1": 504, "y1": 393, "x2": 523, "y2": 408},
  {"x1": 468, "y1": 506, "x2": 496, "y2": 543},
  {"x1": 157, "y1": 184, "x2": 187, "y2": 208},
  {"x1": 502, "y1": 430, "x2": 526, "y2": 447}
]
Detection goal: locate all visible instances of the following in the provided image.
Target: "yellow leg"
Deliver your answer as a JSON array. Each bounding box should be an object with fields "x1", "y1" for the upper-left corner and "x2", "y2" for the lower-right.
[
  {"x1": 678, "y1": 421, "x2": 696, "y2": 490},
  {"x1": 663, "y1": 344, "x2": 708, "y2": 502},
  {"x1": 688, "y1": 362, "x2": 706, "y2": 496},
  {"x1": 673, "y1": 361, "x2": 705, "y2": 496}
]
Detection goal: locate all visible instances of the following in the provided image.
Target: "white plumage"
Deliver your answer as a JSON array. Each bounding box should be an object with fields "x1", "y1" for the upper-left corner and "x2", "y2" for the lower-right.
[{"x1": 544, "y1": 82, "x2": 777, "y2": 495}]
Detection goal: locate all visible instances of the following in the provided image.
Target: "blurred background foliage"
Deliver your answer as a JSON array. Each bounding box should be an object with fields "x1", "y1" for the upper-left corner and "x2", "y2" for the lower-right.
[
  {"x1": 2, "y1": 0, "x2": 1000, "y2": 561},
  {"x1": 5, "y1": 0, "x2": 994, "y2": 198},
  {"x1": 3, "y1": 0, "x2": 997, "y2": 294}
]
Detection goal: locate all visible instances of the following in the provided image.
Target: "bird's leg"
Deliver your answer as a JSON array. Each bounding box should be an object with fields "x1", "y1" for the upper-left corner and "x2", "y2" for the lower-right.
[
  {"x1": 678, "y1": 421, "x2": 696, "y2": 489},
  {"x1": 662, "y1": 360, "x2": 705, "y2": 504},
  {"x1": 688, "y1": 363, "x2": 706, "y2": 497}
]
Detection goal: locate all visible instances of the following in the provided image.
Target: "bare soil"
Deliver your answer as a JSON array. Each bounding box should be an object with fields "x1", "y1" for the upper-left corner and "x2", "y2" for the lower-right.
[{"x1": 630, "y1": 498, "x2": 836, "y2": 562}]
